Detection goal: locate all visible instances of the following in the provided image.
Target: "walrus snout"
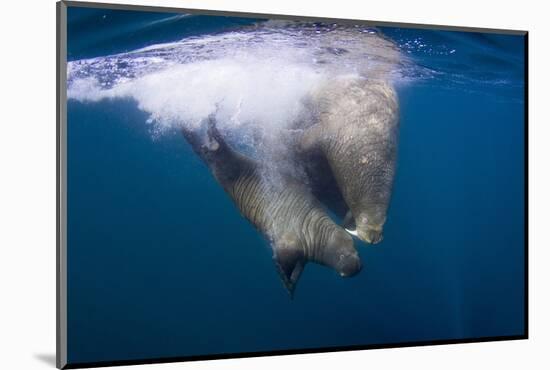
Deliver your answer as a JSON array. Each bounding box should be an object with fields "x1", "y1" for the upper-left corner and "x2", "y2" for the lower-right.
[
  {"x1": 337, "y1": 252, "x2": 362, "y2": 277},
  {"x1": 358, "y1": 226, "x2": 384, "y2": 244},
  {"x1": 323, "y1": 231, "x2": 362, "y2": 277},
  {"x1": 354, "y1": 212, "x2": 385, "y2": 244}
]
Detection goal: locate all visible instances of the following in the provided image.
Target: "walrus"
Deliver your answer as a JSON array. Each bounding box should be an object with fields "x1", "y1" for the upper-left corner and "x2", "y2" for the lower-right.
[
  {"x1": 300, "y1": 77, "x2": 399, "y2": 244},
  {"x1": 182, "y1": 116, "x2": 362, "y2": 296}
]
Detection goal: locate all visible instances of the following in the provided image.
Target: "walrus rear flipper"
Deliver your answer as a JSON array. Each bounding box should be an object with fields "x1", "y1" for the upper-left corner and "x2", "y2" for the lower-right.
[
  {"x1": 205, "y1": 115, "x2": 223, "y2": 145},
  {"x1": 272, "y1": 233, "x2": 306, "y2": 298},
  {"x1": 181, "y1": 125, "x2": 205, "y2": 157},
  {"x1": 182, "y1": 115, "x2": 251, "y2": 186},
  {"x1": 180, "y1": 115, "x2": 223, "y2": 157}
]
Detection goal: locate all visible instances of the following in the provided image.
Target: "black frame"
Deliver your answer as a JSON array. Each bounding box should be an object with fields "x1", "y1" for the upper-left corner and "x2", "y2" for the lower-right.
[{"x1": 56, "y1": 1, "x2": 529, "y2": 368}]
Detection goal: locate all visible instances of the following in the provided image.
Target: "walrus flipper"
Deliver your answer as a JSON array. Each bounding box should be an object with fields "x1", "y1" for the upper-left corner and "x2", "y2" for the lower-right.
[
  {"x1": 272, "y1": 232, "x2": 306, "y2": 298},
  {"x1": 182, "y1": 115, "x2": 254, "y2": 185}
]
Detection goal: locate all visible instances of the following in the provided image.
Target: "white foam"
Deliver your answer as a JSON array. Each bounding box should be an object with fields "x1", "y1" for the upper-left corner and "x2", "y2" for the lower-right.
[
  {"x1": 68, "y1": 23, "x2": 404, "y2": 131},
  {"x1": 69, "y1": 55, "x2": 326, "y2": 136}
]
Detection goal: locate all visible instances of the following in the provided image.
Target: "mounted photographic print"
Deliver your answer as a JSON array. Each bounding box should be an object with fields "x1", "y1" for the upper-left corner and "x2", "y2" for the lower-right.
[{"x1": 56, "y1": 1, "x2": 528, "y2": 368}]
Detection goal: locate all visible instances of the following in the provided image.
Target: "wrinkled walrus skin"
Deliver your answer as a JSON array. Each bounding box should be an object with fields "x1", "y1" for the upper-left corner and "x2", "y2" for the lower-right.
[
  {"x1": 300, "y1": 77, "x2": 399, "y2": 244},
  {"x1": 182, "y1": 117, "x2": 361, "y2": 297}
]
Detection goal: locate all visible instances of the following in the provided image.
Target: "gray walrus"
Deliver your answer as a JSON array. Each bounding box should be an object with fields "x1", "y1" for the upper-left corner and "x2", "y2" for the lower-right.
[
  {"x1": 182, "y1": 116, "x2": 361, "y2": 296},
  {"x1": 300, "y1": 77, "x2": 399, "y2": 244}
]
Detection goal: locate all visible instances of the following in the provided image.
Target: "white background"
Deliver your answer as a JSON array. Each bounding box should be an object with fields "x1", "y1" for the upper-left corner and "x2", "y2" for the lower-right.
[{"x1": 0, "y1": 0, "x2": 547, "y2": 369}]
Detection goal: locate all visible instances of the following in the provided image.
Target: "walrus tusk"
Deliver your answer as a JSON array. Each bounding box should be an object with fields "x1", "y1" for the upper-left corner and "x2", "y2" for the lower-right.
[{"x1": 345, "y1": 228, "x2": 359, "y2": 237}]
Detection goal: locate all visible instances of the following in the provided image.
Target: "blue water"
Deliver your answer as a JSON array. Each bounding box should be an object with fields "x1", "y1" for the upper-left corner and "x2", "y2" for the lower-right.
[{"x1": 66, "y1": 6, "x2": 525, "y2": 365}]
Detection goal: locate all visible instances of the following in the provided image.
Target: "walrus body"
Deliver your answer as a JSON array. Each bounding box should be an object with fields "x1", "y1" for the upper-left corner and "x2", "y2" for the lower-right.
[
  {"x1": 182, "y1": 117, "x2": 361, "y2": 296},
  {"x1": 301, "y1": 77, "x2": 399, "y2": 244}
]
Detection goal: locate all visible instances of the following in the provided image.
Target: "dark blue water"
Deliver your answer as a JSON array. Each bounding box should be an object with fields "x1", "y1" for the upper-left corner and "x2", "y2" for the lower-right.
[{"x1": 66, "y1": 7, "x2": 525, "y2": 364}]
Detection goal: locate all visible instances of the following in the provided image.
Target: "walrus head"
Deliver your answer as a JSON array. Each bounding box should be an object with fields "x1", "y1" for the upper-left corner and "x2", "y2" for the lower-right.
[
  {"x1": 273, "y1": 229, "x2": 361, "y2": 297},
  {"x1": 321, "y1": 229, "x2": 362, "y2": 277}
]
